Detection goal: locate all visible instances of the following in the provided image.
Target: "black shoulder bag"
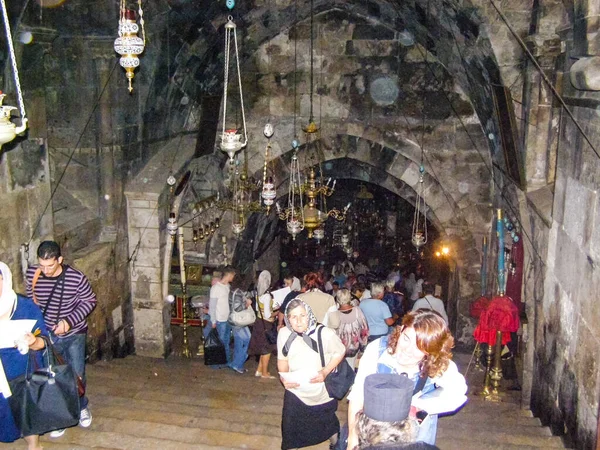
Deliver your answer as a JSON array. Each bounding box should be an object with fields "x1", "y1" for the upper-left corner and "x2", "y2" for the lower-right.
[
  {"x1": 7, "y1": 336, "x2": 80, "y2": 436},
  {"x1": 316, "y1": 325, "x2": 356, "y2": 400}
]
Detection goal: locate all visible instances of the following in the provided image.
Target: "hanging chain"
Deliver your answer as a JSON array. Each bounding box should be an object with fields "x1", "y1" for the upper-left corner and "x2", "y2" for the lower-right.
[
  {"x1": 0, "y1": 0, "x2": 27, "y2": 122},
  {"x1": 138, "y1": 0, "x2": 145, "y2": 44},
  {"x1": 232, "y1": 20, "x2": 247, "y2": 145},
  {"x1": 118, "y1": 0, "x2": 125, "y2": 36},
  {"x1": 222, "y1": 17, "x2": 232, "y2": 143},
  {"x1": 309, "y1": 0, "x2": 315, "y2": 121}
]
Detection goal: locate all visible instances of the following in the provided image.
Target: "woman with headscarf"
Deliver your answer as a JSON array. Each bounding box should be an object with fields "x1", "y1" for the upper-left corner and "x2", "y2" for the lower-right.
[
  {"x1": 248, "y1": 270, "x2": 277, "y2": 378},
  {"x1": 278, "y1": 299, "x2": 346, "y2": 450},
  {"x1": 277, "y1": 275, "x2": 302, "y2": 330},
  {"x1": 0, "y1": 262, "x2": 49, "y2": 450}
]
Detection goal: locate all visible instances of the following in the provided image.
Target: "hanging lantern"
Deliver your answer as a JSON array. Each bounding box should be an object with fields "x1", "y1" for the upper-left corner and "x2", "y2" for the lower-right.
[
  {"x1": 114, "y1": 2, "x2": 145, "y2": 93},
  {"x1": 220, "y1": 16, "x2": 248, "y2": 161},
  {"x1": 166, "y1": 212, "x2": 178, "y2": 239},
  {"x1": 0, "y1": 93, "x2": 26, "y2": 150},
  {"x1": 314, "y1": 228, "x2": 325, "y2": 242},
  {"x1": 411, "y1": 165, "x2": 428, "y2": 250},
  {"x1": 262, "y1": 176, "x2": 276, "y2": 207}
]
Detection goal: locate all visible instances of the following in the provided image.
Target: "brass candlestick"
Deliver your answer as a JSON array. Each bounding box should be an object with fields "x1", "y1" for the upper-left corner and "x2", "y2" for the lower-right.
[
  {"x1": 177, "y1": 228, "x2": 192, "y2": 358},
  {"x1": 474, "y1": 342, "x2": 483, "y2": 371},
  {"x1": 480, "y1": 342, "x2": 493, "y2": 397},
  {"x1": 489, "y1": 330, "x2": 504, "y2": 399}
]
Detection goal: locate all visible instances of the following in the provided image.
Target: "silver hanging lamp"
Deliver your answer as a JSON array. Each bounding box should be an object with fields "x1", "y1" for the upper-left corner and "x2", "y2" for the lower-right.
[
  {"x1": 220, "y1": 15, "x2": 248, "y2": 162},
  {"x1": 0, "y1": 0, "x2": 28, "y2": 150}
]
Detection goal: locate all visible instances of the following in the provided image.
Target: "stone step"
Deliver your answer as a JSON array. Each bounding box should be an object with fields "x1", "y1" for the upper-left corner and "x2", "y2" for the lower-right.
[
  {"x1": 438, "y1": 426, "x2": 564, "y2": 448},
  {"x1": 436, "y1": 437, "x2": 565, "y2": 450},
  {"x1": 0, "y1": 353, "x2": 563, "y2": 450}
]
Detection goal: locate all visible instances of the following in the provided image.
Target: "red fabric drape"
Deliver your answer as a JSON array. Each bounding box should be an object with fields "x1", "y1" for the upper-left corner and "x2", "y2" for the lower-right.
[
  {"x1": 473, "y1": 295, "x2": 520, "y2": 345},
  {"x1": 470, "y1": 296, "x2": 490, "y2": 319}
]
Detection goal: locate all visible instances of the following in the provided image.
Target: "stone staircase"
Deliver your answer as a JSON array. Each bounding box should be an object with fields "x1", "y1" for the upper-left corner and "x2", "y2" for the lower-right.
[{"x1": 0, "y1": 352, "x2": 566, "y2": 450}]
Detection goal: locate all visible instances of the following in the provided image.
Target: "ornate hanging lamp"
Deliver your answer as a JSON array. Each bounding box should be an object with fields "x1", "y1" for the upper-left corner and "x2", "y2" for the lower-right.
[
  {"x1": 220, "y1": 14, "x2": 248, "y2": 161},
  {"x1": 261, "y1": 123, "x2": 276, "y2": 211},
  {"x1": 277, "y1": 146, "x2": 305, "y2": 240},
  {"x1": 411, "y1": 164, "x2": 428, "y2": 250},
  {"x1": 114, "y1": 0, "x2": 145, "y2": 93},
  {"x1": 0, "y1": 0, "x2": 28, "y2": 150}
]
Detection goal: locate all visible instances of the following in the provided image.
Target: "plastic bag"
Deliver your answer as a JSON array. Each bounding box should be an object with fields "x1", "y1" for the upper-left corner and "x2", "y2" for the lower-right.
[{"x1": 204, "y1": 328, "x2": 227, "y2": 366}]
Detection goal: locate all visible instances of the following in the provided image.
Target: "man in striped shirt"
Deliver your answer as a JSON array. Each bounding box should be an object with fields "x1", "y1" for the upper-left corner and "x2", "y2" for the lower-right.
[{"x1": 26, "y1": 240, "x2": 97, "y2": 438}]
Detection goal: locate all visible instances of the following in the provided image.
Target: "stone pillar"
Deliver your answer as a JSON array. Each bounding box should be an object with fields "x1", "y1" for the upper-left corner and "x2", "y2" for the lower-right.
[
  {"x1": 521, "y1": 35, "x2": 562, "y2": 190},
  {"x1": 125, "y1": 191, "x2": 172, "y2": 358},
  {"x1": 91, "y1": 39, "x2": 119, "y2": 241}
]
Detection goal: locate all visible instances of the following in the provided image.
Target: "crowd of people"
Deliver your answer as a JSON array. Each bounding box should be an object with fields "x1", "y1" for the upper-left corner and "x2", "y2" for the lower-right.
[
  {"x1": 1, "y1": 244, "x2": 464, "y2": 450},
  {"x1": 207, "y1": 259, "x2": 465, "y2": 450}
]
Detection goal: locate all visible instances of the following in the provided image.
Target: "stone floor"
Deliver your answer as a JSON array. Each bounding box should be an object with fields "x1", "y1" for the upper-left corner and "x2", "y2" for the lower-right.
[{"x1": 0, "y1": 346, "x2": 567, "y2": 450}]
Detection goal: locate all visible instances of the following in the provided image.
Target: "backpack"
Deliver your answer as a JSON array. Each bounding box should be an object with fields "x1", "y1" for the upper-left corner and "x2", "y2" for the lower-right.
[{"x1": 228, "y1": 288, "x2": 256, "y2": 327}]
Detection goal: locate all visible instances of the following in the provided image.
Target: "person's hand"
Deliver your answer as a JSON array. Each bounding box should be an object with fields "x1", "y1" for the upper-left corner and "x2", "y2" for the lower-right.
[
  {"x1": 212, "y1": 322, "x2": 217, "y2": 329},
  {"x1": 53, "y1": 319, "x2": 70, "y2": 335},
  {"x1": 347, "y1": 433, "x2": 359, "y2": 450},
  {"x1": 245, "y1": 299, "x2": 252, "y2": 308},
  {"x1": 24, "y1": 332, "x2": 37, "y2": 347},
  {"x1": 310, "y1": 369, "x2": 327, "y2": 383},
  {"x1": 279, "y1": 375, "x2": 300, "y2": 390}
]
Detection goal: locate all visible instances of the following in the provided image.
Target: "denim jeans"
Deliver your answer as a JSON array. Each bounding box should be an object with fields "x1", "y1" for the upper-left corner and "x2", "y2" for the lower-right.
[
  {"x1": 230, "y1": 326, "x2": 251, "y2": 370},
  {"x1": 51, "y1": 332, "x2": 88, "y2": 410},
  {"x1": 215, "y1": 321, "x2": 232, "y2": 364}
]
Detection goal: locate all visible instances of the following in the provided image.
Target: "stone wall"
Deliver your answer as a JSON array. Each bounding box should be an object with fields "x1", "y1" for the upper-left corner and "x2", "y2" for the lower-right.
[{"x1": 525, "y1": 3, "x2": 600, "y2": 446}]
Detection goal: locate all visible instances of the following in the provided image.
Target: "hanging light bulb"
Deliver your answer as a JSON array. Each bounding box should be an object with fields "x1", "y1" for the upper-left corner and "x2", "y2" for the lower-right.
[{"x1": 114, "y1": 1, "x2": 145, "y2": 93}]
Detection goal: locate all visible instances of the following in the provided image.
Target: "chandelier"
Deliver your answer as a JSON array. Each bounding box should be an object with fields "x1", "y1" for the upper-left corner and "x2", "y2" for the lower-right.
[
  {"x1": 219, "y1": 15, "x2": 247, "y2": 162},
  {"x1": 0, "y1": 0, "x2": 28, "y2": 150},
  {"x1": 190, "y1": 196, "x2": 220, "y2": 245},
  {"x1": 114, "y1": 0, "x2": 145, "y2": 93},
  {"x1": 215, "y1": 152, "x2": 265, "y2": 237},
  {"x1": 411, "y1": 164, "x2": 428, "y2": 249}
]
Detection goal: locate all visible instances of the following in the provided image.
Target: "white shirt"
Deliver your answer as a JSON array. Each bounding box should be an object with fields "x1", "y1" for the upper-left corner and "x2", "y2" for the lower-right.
[
  {"x1": 209, "y1": 282, "x2": 230, "y2": 323},
  {"x1": 348, "y1": 338, "x2": 467, "y2": 415},
  {"x1": 412, "y1": 295, "x2": 448, "y2": 324}
]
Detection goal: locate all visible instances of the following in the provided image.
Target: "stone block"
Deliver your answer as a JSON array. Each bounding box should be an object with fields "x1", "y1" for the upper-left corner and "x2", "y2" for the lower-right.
[
  {"x1": 131, "y1": 265, "x2": 162, "y2": 284},
  {"x1": 133, "y1": 307, "x2": 169, "y2": 357},
  {"x1": 569, "y1": 57, "x2": 600, "y2": 91},
  {"x1": 129, "y1": 207, "x2": 160, "y2": 229},
  {"x1": 563, "y1": 177, "x2": 594, "y2": 248},
  {"x1": 554, "y1": 227, "x2": 584, "y2": 299},
  {"x1": 132, "y1": 279, "x2": 163, "y2": 304}
]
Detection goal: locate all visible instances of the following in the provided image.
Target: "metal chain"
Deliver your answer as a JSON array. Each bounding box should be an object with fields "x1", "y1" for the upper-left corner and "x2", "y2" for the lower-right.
[
  {"x1": 233, "y1": 20, "x2": 247, "y2": 146},
  {"x1": 222, "y1": 17, "x2": 232, "y2": 144},
  {"x1": 138, "y1": 0, "x2": 145, "y2": 44},
  {"x1": 0, "y1": 0, "x2": 26, "y2": 121}
]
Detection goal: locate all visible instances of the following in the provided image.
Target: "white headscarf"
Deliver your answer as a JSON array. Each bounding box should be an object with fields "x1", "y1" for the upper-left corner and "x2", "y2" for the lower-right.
[
  {"x1": 257, "y1": 270, "x2": 271, "y2": 297},
  {"x1": 0, "y1": 261, "x2": 17, "y2": 320},
  {"x1": 0, "y1": 261, "x2": 16, "y2": 398},
  {"x1": 290, "y1": 276, "x2": 301, "y2": 292}
]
